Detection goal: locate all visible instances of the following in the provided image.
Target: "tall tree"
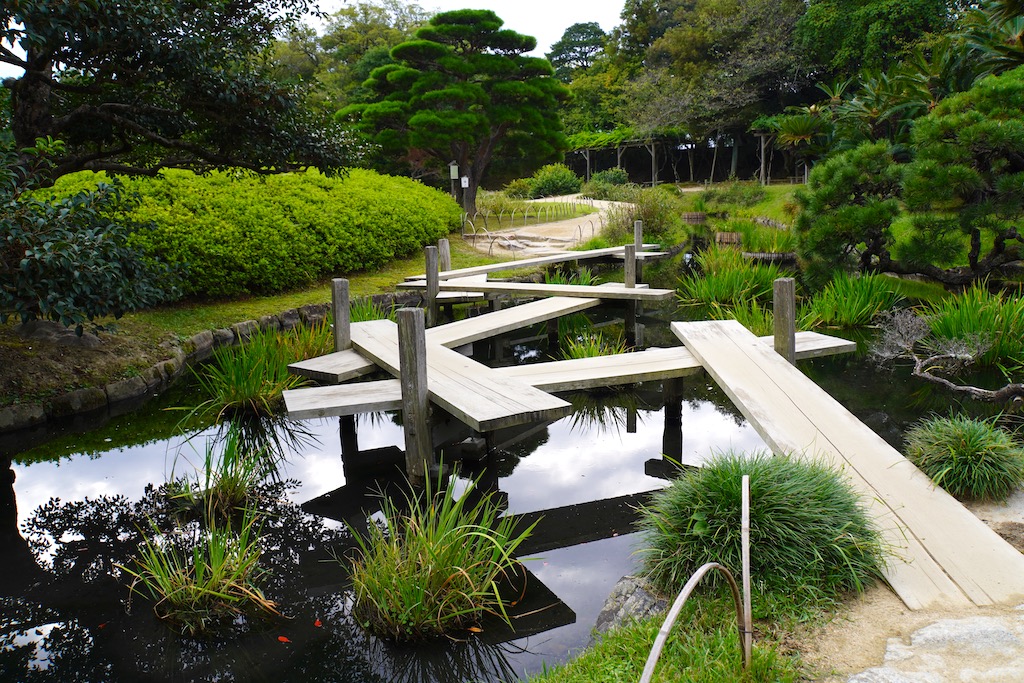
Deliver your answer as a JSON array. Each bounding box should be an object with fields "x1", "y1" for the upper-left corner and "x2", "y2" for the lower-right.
[
  {"x1": 1, "y1": 0, "x2": 355, "y2": 182},
  {"x1": 796, "y1": 0, "x2": 958, "y2": 79},
  {"x1": 547, "y1": 22, "x2": 608, "y2": 81},
  {"x1": 343, "y1": 10, "x2": 569, "y2": 214}
]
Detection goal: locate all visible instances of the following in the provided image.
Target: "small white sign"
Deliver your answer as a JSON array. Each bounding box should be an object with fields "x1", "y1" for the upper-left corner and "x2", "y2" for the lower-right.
[{"x1": 460, "y1": 176, "x2": 469, "y2": 188}]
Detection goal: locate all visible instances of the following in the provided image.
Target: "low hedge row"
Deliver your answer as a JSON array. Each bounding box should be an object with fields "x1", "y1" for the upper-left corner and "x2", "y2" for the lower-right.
[{"x1": 50, "y1": 169, "x2": 460, "y2": 298}]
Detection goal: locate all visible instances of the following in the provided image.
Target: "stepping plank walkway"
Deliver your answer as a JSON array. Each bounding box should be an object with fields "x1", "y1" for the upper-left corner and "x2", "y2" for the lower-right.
[
  {"x1": 288, "y1": 294, "x2": 603, "y2": 384},
  {"x1": 673, "y1": 319, "x2": 1024, "y2": 610},
  {"x1": 405, "y1": 244, "x2": 661, "y2": 281},
  {"x1": 284, "y1": 331, "x2": 855, "y2": 418},
  {"x1": 399, "y1": 279, "x2": 675, "y2": 302},
  {"x1": 350, "y1": 319, "x2": 571, "y2": 432}
]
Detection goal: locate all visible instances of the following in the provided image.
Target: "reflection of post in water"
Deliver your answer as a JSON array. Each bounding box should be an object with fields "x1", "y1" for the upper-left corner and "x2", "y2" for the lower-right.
[{"x1": 646, "y1": 378, "x2": 686, "y2": 480}]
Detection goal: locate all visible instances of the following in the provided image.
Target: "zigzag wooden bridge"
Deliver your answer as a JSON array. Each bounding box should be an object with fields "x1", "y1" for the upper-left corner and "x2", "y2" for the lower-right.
[{"x1": 673, "y1": 319, "x2": 1024, "y2": 610}]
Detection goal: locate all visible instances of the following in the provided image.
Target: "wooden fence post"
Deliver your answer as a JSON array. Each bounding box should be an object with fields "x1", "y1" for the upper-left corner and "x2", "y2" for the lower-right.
[
  {"x1": 633, "y1": 220, "x2": 644, "y2": 284},
  {"x1": 438, "y1": 238, "x2": 452, "y2": 273},
  {"x1": 773, "y1": 277, "x2": 796, "y2": 365},
  {"x1": 625, "y1": 244, "x2": 637, "y2": 345},
  {"x1": 425, "y1": 246, "x2": 439, "y2": 328},
  {"x1": 397, "y1": 308, "x2": 433, "y2": 483},
  {"x1": 332, "y1": 278, "x2": 350, "y2": 352}
]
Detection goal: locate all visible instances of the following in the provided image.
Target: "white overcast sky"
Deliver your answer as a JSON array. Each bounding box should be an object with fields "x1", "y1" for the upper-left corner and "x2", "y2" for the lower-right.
[{"x1": 319, "y1": 0, "x2": 625, "y2": 56}]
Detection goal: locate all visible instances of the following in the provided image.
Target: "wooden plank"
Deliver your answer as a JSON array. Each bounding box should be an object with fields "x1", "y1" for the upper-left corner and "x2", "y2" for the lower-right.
[
  {"x1": 405, "y1": 244, "x2": 661, "y2": 281},
  {"x1": 399, "y1": 279, "x2": 675, "y2": 302},
  {"x1": 284, "y1": 331, "x2": 855, "y2": 415},
  {"x1": 673, "y1": 319, "x2": 1024, "y2": 610},
  {"x1": 289, "y1": 295, "x2": 602, "y2": 383},
  {"x1": 352, "y1": 320, "x2": 572, "y2": 432},
  {"x1": 285, "y1": 379, "x2": 402, "y2": 418}
]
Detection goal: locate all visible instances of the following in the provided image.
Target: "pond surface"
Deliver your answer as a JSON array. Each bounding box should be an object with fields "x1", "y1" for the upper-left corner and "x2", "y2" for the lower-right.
[{"x1": 0, "y1": 303, "x2": 989, "y2": 683}]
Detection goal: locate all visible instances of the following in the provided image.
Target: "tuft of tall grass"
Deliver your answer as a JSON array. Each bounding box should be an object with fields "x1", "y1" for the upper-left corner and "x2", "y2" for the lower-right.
[
  {"x1": 347, "y1": 472, "x2": 536, "y2": 641},
  {"x1": 544, "y1": 266, "x2": 597, "y2": 287},
  {"x1": 191, "y1": 322, "x2": 331, "y2": 418},
  {"x1": 728, "y1": 219, "x2": 797, "y2": 254},
  {"x1": 349, "y1": 296, "x2": 394, "y2": 322},
  {"x1": 706, "y1": 299, "x2": 775, "y2": 337},
  {"x1": 562, "y1": 332, "x2": 627, "y2": 360},
  {"x1": 170, "y1": 421, "x2": 276, "y2": 521},
  {"x1": 904, "y1": 415, "x2": 1024, "y2": 501},
  {"x1": 677, "y1": 246, "x2": 786, "y2": 307},
  {"x1": 925, "y1": 283, "x2": 1024, "y2": 366},
  {"x1": 122, "y1": 507, "x2": 278, "y2": 635},
  {"x1": 637, "y1": 451, "x2": 884, "y2": 613},
  {"x1": 802, "y1": 273, "x2": 905, "y2": 329}
]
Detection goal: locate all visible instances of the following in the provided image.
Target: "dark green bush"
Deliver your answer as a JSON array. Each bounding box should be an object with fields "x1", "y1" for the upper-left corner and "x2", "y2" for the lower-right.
[
  {"x1": 528, "y1": 163, "x2": 582, "y2": 198},
  {"x1": 604, "y1": 186, "x2": 683, "y2": 240},
  {"x1": 50, "y1": 169, "x2": 460, "y2": 298},
  {"x1": 590, "y1": 167, "x2": 630, "y2": 185},
  {"x1": 904, "y1": 415, "x2": 1024, "y2": 501},
  {"x1": 638, "y1": 451, "x2": 883, "y2": 608},
  {"x1": 503, "y1": 177, "x2": 532, "y2": 199},
  {"x1": 580, "y1": 180, "x2": 639, "y2": 202}
]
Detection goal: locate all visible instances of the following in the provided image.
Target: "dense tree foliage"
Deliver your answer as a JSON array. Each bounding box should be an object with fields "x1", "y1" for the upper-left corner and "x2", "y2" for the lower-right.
[
  {"x1": 796, "y1": 0, "x2": 958, "y2": 79},
  {"x1": 1, "y1": 139, "x2": 178, "y2": 331},
  {"x1": 1, "y1": 0, "x2": 356, "y2": 182},
  {"x1": 343, "y1": 10, "x2": 569, "y2": 214},
  {"x1": 547, "y1": 23, "x2": 608, "y2": 81}
]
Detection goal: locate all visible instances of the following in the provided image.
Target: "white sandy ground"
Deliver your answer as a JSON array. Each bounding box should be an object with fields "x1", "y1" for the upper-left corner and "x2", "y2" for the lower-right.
[{"x1": 801, "y1": 490, "x2": 1024, "y2": 682}]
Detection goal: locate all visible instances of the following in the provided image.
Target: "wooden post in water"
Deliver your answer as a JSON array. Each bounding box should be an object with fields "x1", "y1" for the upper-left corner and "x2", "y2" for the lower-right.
[
  {"x1": 438, "y1": 237, "x2": 452, "y2": 273},
  {"x1": 773, "y1": 277, "x2": 796, "y2": 365},
  {"x1": 625, "y1": 244, "x2": 638, "y2": 346},
  {"x1": 332, "y1": 278, "x2": 350, "y2": 352},
  {"x1": 633, "y1": 220, "x2": 644, "y2": 284},
  {"x1": 397, "y1": 308, "x2": 434, "y2": 483},
  {"x1": 425, "y1": 246, "x2": 439, "y2": 328}
]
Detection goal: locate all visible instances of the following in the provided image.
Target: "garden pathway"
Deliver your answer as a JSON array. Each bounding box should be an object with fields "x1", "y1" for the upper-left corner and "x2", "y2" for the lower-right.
[{"x1": 468, "y1": 195, "x2": 621, "y2": 256}]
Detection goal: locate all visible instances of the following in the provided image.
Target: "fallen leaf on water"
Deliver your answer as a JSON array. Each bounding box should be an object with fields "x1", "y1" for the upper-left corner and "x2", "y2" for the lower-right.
[
  {"x1": 467, "y1": 626, "x2": 483, "y2": 633},
  {"x1": 278, "y1": 636, "x2": 291, "y2": 643},
  {"x1": 314, "y1": 619, "x2": 322, "y2": 628}
]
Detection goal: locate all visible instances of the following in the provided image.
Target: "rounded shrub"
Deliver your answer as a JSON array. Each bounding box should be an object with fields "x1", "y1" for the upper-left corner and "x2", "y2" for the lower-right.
[
  {"x1": 638, "y1": 451, "x2": 884, "y2": 604},
  {"x1": 904, "y1": 415, "x2": 1024, "y2": 501},
  {"x1": 503, "y1": 177, "x2": 532, "y2": 199},
  {"x1": 591, "y1": 167, "x2": 630, "y2": 185},
  {"x1": 528, "y1": 163, "x2": 582, "y2": 198},
  {"x1": 50, "y1": 168, "x2": 461, "y2": 298}
]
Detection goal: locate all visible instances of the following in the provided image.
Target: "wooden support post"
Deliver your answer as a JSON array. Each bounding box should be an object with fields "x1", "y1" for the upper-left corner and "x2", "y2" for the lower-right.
[
  {"x1": 625, "y1": 244, "x2": 637, "y2": 346},
  {"x1": 397, "y1": 308, "x2": 434, "y2": 483},
  {"x1": 438, "y1": 238, "x2": 452, "y2": 273},
  {"x1": 633, "y1": 219, "x2": 644, "y2": 310},
  {"x1": 547, "y1": 318, "x2": 559, "y2": 355},
  {"x1": 339, "y1": 415, "x2": 358, "y2": 460},
  {"x1": 332, "y1": 278, "x2": 350, "y2": 352},
  {"x1": 773, "y1": 277, "x2": 796, "y2": 365},
  {"x1": 425, "y1": 246, "x2": 439, "y2": 328}
]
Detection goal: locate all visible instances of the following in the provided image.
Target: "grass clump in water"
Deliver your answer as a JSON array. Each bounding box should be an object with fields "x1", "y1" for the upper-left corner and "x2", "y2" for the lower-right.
[
  {"x1": 191, "y1": 321, "x2": 331, "y2": 418},
  {"x1": 678, "y1": 247, "x2": 787, "y2": 308},
  {"x1": 924, "y1": 283, "x2": 1024, "y2": 367},
  {"x1": 638, "y1": 451, "x2": 884, "y2": 616},
  {"x1": 562, "y1": 332, "x2": 627, "y2": 359},
  {"x1": 802, "y1": 272, "x2": 905, "y2": 329},
  {"x1": 122, "y1": 507, "x2": 278, "y2": 635},
  {"x1": 347, "y1": 472, "x2": 535, "y2": 641},
  {"x1": 904, "y1": 415, "x2": 1024, "y2": 501}
]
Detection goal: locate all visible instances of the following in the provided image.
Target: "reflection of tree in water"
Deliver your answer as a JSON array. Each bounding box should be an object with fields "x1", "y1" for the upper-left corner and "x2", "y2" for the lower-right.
[
  {"x1": 685, "y1": 378, "x2": 746, "y2": 426},
  {"x1": 0, "y1": 451, "x2": 532, "y2": 682}
]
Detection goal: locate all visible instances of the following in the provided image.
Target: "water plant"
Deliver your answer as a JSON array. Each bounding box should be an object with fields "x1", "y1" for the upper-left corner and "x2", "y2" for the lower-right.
[
  {"x1": 904, "y1": 415, "x2": 1024, "y2": 501},
  {"x1": 122, "y1": 507, "x2": 278, "y2": 635},
  {"x1": 349, "y1": 296, "x2": 394, "y2": 322},
  {"x1": 637, "y1": 451, "x2": 884, "y2": 613},
  {"x1": 678, "y1": 247, "x2": 786, "y2": 307},
  {"x1": 706, "y1": 299, "x2": 774, "y2": 337},
  {"x1": 802, "y1": 273, "x2": 905, "y2": 329},
  {"x1": 544, "y1": 266, "x2": 597, "y2": 287},
  {"x1": 190, "y1": 321, "x2": 331, "y2": 418},
  {"x1": 925, "y1": 283, "x2": 1024, "y2": 366},
  {"x1": 562, "y1": 332, "x2": 628, "y2": 360},
  {"x1": 346, "y1": 472, "x2": 536, "y2": 641}
]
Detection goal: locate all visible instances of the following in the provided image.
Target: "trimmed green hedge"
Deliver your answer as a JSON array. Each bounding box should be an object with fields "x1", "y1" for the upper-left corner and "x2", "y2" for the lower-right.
[{"x1": 50, "y1": 169, "x2": 460, "y2": 298}]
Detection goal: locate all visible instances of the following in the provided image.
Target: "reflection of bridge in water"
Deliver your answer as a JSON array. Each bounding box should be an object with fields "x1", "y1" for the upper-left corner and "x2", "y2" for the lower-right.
[{"x1": 285, "y1": 245, "x2": 856, "y2": 644}]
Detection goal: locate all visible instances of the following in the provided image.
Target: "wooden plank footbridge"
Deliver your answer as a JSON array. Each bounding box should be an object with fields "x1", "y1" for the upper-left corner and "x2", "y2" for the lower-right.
[{"x1": 284, "y1": 238, "x2": 1024, "y2": 611}]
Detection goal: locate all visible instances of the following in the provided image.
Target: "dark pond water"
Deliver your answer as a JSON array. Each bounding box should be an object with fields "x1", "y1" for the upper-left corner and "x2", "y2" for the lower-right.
[{"x1": 0, "y1": 299, "x2": 994, "y2": 683}]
